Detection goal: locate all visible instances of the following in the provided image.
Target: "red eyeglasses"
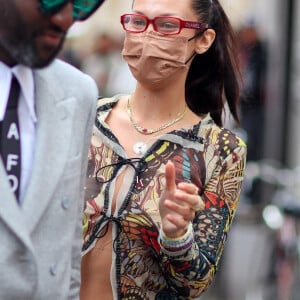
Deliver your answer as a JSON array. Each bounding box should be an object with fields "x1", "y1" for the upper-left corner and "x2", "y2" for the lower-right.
[{"x1": 120, "y1": 14, "x2": 207, "y2": 35}]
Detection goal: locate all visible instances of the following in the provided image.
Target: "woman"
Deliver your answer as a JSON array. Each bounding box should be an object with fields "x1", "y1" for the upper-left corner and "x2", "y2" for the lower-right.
[{"x1": 81, "y1": 0, "x2": 247, "y2": 299}]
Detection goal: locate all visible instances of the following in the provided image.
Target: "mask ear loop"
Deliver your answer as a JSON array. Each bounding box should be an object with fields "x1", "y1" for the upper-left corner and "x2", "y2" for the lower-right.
[
  {"x1": 185, "y1": 27, "x2": 209, "y2": 63},
  {"x1": 185, "y1": 27, "x2": 208, "y2": 64},
  {"x1": 188, "y1": 26, "x2": 209, "y2": 42},
  {"x1": 185, "y1": 52, "x2": 197, "y2": 64}
]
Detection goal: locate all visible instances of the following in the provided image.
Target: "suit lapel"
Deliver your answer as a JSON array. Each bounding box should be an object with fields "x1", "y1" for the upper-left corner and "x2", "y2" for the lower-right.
[{"x1": 22, "y1": 70, "x2": 76, "y2": 233}]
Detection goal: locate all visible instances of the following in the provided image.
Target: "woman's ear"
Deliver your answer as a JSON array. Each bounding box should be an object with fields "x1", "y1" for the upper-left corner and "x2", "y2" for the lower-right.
[{"x1": 194, "y1": 29, "x2": 216, "y2": 54}]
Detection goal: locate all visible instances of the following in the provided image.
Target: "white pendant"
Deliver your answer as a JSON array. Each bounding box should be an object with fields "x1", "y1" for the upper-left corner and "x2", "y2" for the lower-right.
[{"x1": 133, "y1": 141, "x2": 147, "y2": 156}]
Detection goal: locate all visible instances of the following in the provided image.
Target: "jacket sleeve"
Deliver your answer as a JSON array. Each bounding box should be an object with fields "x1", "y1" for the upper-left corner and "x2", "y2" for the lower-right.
[
  {"x1": 68, "y1": 77, "x2": 97, "y2": 300},
  {"x1": 159, "y1": 143, "x2": 247, "y2": 298}
]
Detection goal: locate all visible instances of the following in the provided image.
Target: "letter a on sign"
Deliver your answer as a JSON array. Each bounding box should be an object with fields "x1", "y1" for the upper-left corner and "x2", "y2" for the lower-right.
[{"x1": 7, "y1": 122, "x2": 20, "y2": 140}]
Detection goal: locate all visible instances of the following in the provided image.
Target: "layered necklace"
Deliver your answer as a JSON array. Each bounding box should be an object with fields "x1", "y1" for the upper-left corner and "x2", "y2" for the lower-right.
[{"x1": 127, "y1": 97, "x2": 187, "y2": 156}]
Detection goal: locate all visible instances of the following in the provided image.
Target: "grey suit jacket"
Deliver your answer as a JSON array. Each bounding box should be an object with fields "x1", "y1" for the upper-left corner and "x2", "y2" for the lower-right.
[{"x1": 0, "y1": 59, "x2": 98, "y2": 300}]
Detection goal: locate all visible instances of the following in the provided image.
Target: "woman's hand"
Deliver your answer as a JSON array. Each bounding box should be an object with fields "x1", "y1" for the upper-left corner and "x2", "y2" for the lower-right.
[{"x1": 159, "y1": 161, "x2": 204, "y2": 239}]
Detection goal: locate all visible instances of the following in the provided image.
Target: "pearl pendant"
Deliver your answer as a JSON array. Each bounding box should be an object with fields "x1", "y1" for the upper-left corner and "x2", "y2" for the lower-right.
[{"x1": 133, "y1": 141, "x2": 147, "y2": 156}]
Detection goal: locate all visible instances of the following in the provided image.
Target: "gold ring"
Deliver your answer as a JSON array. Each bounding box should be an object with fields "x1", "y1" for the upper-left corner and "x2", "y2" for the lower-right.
[
  {"x1": 193, "y1": 206, "x2": 202, "y2": 212},
  {"x1": 193, "y1": 196, "x2": 204, "y2": 212}
]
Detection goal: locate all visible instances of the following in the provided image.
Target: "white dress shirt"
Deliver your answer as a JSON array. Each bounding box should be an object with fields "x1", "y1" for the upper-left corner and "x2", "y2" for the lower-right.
[{"x1": 0, "y1": 62, "x2": 37, "y2": 203}]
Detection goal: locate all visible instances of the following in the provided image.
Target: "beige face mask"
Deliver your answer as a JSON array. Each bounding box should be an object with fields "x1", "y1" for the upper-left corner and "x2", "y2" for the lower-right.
[{"x1": 122, "y1": 31, "x2": 194, "y2": 86}]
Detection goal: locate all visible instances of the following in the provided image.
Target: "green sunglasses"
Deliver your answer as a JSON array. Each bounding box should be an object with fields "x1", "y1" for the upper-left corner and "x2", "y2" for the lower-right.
[{"x1": 39, "y1": 0, "x2": 105, "y2": 21}]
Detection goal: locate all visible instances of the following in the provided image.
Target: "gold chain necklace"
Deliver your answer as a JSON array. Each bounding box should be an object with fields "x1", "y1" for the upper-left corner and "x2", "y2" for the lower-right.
[{"x1": 127, "y1": 97, "x2": 187, "y2": 135}]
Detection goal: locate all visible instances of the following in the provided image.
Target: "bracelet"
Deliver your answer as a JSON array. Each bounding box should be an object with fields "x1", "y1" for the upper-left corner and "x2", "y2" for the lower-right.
[{"x1": 159, "y1": 222, "x2": 194, "y2": 253}]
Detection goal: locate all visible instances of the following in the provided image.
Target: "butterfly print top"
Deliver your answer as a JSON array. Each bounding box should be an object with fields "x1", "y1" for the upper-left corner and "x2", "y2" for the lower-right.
[{"x1": 82, "y1": 96, "x2": 247, "y2": 299}]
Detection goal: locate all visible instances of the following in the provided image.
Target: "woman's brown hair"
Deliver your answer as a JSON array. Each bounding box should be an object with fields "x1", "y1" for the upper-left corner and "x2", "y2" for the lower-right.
[{"x1": 186, "y1": 0, "x2": 241, "y2": 126}]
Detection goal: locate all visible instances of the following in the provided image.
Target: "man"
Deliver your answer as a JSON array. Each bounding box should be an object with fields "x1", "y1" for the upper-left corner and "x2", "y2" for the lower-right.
[{"x1": 0, "y1": 1, "x2": 105, "y2": 299}]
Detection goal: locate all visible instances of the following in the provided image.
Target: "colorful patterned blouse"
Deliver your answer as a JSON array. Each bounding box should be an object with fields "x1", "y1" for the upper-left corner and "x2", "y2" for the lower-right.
[{"x1": 82, "y1": 96, "x2": 247, "y2": 299}]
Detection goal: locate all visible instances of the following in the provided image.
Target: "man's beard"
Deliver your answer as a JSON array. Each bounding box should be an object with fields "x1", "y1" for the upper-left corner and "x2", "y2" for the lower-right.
[{"x1": 1, "y1": 34, "x2": 65, "y2": 68}]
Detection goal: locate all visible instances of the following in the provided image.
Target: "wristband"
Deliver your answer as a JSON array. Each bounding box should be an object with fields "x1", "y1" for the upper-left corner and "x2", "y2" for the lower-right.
[{"x1": 159, "y1": 222, "x2": 194, "y2": 254}]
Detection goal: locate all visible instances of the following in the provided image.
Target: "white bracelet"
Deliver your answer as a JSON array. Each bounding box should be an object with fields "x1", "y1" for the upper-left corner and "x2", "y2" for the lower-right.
[{"x1": 159, "y1": 222, "x2": 194, "y2": 252}]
